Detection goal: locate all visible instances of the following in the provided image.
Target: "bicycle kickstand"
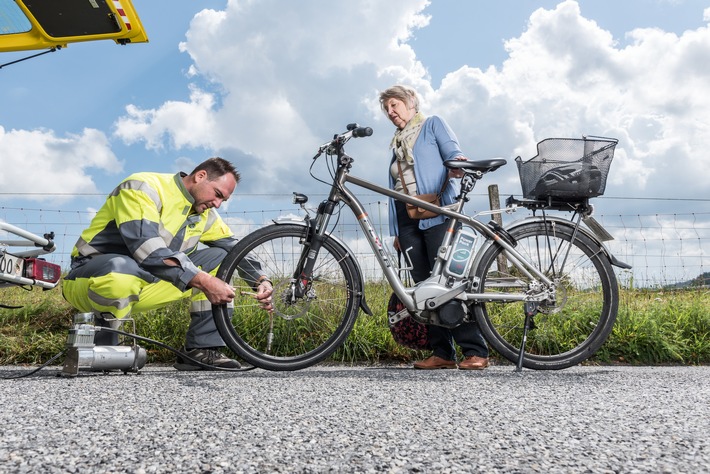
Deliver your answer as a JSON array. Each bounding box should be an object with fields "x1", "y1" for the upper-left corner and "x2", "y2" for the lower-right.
[{"x1": 515, "y1": 301, "x2": 539, "y2": 372}]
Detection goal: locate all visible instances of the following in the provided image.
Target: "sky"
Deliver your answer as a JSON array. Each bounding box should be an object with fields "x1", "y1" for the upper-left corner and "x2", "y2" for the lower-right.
[{"x1": 1, "y1": 0, "x2": 709, "y2": 284}]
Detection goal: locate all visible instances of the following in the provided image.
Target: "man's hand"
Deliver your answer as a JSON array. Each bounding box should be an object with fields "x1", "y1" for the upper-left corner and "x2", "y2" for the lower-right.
[
  {"x1": 189, "y1": 271, "x2": 235, "y2": 305},
  {"x1": 255, "y1": 280, "x2": 274, "y2": 313}
]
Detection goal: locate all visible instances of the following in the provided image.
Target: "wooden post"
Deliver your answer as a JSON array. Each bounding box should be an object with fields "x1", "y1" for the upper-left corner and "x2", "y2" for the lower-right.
[
  {"x1": 488, "y1": 184, "x2": 503, "y2": 228},
  {"x1": 488, "y1": 184, "x2": 508, "y2": 273}
]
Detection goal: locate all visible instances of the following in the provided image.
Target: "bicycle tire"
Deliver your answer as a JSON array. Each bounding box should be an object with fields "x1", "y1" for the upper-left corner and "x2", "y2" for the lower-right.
[
  {"x1": 473, "y1": 221, "x2": 618, "y2": 370},
  {"x1": 213, "y1": 224, "x2": 362, "y2": 371}
]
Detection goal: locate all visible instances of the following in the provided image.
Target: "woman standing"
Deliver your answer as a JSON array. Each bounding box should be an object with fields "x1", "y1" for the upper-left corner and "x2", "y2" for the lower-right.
[{"x1": 379, "y1": 85, "x2": 489, "y2": 370}]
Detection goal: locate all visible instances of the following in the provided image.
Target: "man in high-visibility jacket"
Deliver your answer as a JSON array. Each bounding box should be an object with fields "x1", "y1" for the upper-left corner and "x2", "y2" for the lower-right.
[{"x1": 62, "y1": 157, "x2": 273, "y2": 370}]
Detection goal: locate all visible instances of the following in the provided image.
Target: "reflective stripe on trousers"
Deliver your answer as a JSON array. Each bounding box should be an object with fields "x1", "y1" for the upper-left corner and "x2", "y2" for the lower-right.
[{"x1": 62, "y1": 247, "x2": 231, "y2": 348}]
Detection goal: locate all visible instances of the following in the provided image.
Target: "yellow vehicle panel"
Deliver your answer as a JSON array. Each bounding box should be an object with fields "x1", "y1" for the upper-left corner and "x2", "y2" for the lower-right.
[{"x1": 0, "y1": 0, "x2": 148, "y2": 52}]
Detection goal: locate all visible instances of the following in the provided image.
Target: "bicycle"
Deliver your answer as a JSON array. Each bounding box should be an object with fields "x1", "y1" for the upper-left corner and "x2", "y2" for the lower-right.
[{"x1": 213, "y1": 124, "x2": 630, "y2": 371}]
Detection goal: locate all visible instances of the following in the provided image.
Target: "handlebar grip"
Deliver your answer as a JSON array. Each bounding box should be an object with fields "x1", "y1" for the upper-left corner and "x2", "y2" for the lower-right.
[{"x1": 353, "y1": 127, "x2": 373, "y2": 138}]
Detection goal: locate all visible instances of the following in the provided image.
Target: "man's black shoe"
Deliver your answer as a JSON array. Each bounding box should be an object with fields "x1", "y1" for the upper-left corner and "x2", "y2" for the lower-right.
[{"x1": 173, "y1": 347, "x2": 241, "y2": 371}]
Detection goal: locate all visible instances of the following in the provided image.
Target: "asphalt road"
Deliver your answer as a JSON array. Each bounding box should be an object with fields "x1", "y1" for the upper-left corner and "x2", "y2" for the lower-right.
[{"x1": 0, "y1": 363, "x2": 708, "y2": 473}]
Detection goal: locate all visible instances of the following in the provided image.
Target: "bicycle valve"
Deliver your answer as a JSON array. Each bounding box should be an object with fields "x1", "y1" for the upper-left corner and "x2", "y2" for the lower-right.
[{"x1": 266, "y1": 312, "x2": 274, "y2": 352}]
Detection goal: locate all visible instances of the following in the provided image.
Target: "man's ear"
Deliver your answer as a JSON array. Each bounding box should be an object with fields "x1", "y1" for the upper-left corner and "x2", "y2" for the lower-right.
[{"x1": 193, "y1": 169, "x2": 207, "y2": 182}]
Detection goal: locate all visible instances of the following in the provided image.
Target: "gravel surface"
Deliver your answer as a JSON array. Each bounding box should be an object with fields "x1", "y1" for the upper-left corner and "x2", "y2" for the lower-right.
[{"x1": 0, "y1": 363, "x2": 708, "y2": 473}]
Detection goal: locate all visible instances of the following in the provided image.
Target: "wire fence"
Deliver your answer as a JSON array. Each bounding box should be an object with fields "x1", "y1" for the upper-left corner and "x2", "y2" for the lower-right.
[{"x1": 1, "y1": 195, "x2": 708, "y2": 289}]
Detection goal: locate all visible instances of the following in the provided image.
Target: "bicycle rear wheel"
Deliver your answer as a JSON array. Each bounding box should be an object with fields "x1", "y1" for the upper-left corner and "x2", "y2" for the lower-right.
[
  {"x1": 213, "y1": 224, "x2": 361, "y2": 371},
  {"x1": 473, "y1": 221, "x2": 618, "y2": 370}
]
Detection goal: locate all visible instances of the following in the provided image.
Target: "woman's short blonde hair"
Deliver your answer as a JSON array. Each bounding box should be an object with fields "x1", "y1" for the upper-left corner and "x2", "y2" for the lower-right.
[{"x1": 379, "y1": 85, "x2": 419, "y2": 113}]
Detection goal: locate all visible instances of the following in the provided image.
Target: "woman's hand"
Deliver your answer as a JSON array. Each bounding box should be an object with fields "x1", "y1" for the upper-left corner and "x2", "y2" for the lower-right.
[{"x1": 448, "y1": 156, "x2": 468, "y2": 179}]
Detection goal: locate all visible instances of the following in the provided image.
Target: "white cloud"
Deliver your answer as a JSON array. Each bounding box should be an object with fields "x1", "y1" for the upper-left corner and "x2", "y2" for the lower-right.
[
  {"x1": 114, "y1": 86, "x2": 218, "y2": 150},
  {"x1": 1, "y1": 0, "x2": 706, "y2": 285},
  {"x1": 0, "y1": 126, "x2": 122, "y2": 201},
  {"x1": 113, "y1": 0, "x2": 433, "y2": 191},
  {"x1": 429, "y1": 0, "x2": 710, "y2": 199},
  {"x1": 223, "y1": 214, "x2": 273, "y2": 240},
  {"x1": 110, "y1": 0, "x2": 710, "y2": 205}
]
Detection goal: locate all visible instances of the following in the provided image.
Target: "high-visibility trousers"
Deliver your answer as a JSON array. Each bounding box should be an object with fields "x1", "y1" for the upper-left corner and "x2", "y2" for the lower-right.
[{"x1": 62, "y1": 247, "x2": 230, "y2": 348}]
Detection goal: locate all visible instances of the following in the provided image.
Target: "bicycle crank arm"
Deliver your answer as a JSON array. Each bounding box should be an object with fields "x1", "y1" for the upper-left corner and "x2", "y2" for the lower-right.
[{"x1": 421, "y1": 282, "x2": 468, "y2": 310}]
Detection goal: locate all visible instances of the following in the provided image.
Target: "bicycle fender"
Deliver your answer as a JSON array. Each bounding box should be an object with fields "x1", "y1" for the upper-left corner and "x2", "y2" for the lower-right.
[
  {"x1": 272, "y1": 218, "x2": 373, "y2": 315},
  {"x1": 503, "y1": 216, "x2": 632, "y2": 269}
]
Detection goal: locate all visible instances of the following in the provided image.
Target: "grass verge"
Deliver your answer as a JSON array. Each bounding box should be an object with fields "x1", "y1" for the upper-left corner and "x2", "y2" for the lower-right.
[{"x1": 1, "y1": 283, "x2": 708, "y2": 366}]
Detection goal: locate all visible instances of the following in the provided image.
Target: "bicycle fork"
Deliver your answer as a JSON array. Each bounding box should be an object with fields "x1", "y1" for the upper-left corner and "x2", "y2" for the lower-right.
[{"x1": 292, "y1": 201, "x2": 338, "y2": 299}]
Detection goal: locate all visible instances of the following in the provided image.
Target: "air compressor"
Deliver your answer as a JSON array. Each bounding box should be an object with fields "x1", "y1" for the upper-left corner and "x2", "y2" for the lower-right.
[{"x1": 60, "y1": 312, "x2": 147, "y2": 377}]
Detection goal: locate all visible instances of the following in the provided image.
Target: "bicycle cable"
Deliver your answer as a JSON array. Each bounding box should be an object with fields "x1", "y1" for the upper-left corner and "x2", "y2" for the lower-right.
[
  {"x1": 308, "y1": 149, "x2": 334, "y2": 188},
  {"x1": 323, "y1": 151, "x2": 348, "y2": 233}
]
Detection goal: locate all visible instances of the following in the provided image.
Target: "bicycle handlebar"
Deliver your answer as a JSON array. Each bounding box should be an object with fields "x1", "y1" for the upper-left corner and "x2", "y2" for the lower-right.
[
  {"x1": 348, "y1": 124, "x2": 373, "y2": 138},
  {"x1": 313, "y1": 124, "x2": 373, "y2": 159}
]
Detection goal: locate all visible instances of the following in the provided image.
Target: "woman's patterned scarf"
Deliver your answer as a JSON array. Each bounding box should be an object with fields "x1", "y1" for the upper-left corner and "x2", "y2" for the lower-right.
[{"x1": 391, "y1": 111, "x2": 426, "y2": 164}]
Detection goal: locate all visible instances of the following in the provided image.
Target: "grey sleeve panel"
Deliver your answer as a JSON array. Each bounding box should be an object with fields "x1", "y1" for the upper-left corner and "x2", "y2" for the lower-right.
[
  {"x1": 118, "y1": 218, "x2": 200, "y2": 290},
  {"x1": 204, "y1": 236, "x2": 240, "y2": 252}
]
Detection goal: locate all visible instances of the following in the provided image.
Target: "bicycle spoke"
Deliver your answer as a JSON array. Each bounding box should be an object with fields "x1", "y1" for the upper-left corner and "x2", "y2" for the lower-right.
[
  {"x1": 475, "y1": 221, "x2": 618, "y2": 370},
  {"x1": 213, "y1": 224, "x2": 360, "y2": 370}
]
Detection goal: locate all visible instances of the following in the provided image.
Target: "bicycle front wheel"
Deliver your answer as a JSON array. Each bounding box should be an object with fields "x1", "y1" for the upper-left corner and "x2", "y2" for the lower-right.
[
  {"x1": 214, "y1": 224, "x2": 362, "y2": 371},
  {"x1": 473, "y1": 221, "x2": 618, "y2": 370}
]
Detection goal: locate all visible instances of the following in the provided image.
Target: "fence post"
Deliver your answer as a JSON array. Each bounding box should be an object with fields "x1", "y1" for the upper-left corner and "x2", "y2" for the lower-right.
[{"x1": 488, "y1": 184, "x2": 507, "y2": 272}]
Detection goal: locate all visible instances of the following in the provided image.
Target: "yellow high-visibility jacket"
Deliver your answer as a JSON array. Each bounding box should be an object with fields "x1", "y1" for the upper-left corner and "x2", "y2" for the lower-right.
[{"x1": 71, "y1": 172, "x2": 237, "y2": 291}]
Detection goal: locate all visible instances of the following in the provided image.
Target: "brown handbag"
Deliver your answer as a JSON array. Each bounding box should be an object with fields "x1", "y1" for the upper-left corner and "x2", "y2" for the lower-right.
[{"x1": 397, "y1": 160, "x2": 447, "y2": 220}]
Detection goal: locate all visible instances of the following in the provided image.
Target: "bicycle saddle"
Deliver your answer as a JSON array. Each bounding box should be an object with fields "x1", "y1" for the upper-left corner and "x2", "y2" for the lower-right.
[{"x1": 443, "y1": 158, "x2": 507, "y2": 173}]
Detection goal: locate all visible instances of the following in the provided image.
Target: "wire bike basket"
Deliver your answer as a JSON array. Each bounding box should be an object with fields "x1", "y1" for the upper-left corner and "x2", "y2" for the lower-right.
[{"x1": 515, "y1": 136, "x2": 618, "y2": 200}]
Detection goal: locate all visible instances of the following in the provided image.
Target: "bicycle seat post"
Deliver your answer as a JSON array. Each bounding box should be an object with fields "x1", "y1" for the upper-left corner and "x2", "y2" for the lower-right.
[
  {"x1": 463, "y1": 170, "x2": 480, "y2": 193},
  {"x1": 433, "y1": 184, "x2": 471, "y2": 275}
]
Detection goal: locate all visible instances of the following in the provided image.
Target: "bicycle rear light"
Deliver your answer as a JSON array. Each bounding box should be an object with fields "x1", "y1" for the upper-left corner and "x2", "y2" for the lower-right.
[{"x1": 24, "y1": 258, "x2": 61, "y2": 283}]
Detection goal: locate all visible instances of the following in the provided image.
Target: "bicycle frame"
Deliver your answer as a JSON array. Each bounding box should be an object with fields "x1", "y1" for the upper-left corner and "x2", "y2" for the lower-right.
[
  {"x1": 345, "y1": 177, "x2": 551, "y2": 308},
  {"x1": 215, "y1": 126, "x2": 628, "y2": 371},
  {"x1": 305, "y1": 139, "x2": 555, "y2": 317}
]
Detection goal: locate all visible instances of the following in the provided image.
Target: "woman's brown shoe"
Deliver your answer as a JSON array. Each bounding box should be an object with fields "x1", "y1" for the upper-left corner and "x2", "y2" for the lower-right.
[
  {"x1": 458, "y1": 356, "x2": 489, "y2": 370},
  {"x1": 413, "y1": 355, "x2": 457, "y2": 370}
]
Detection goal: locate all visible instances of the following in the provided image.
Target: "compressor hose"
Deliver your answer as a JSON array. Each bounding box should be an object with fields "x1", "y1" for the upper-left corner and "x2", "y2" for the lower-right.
[
  {"x1": 1, "y1": 350, "x2": 67, "y2": 380},
  {"x1": 2, "y1": 328, "x2": 255, "y2": 379},
  {"x1": 97, "y1": 327, "x2": 256, "y2": 373}
]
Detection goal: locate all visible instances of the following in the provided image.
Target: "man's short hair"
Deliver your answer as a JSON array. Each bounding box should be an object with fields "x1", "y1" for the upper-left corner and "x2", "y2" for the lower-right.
[{"x1": 190, "y1": 157, "x2": 241, "y2": 184}]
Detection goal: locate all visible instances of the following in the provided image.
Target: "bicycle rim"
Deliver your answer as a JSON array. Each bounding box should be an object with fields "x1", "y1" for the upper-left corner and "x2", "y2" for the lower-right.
[
  {"x1": 474, "y1": 221, "x2": 618, "y2": 370},
  {"x1": 214, "y1": 224, "x2": 361, "y2": 371}
]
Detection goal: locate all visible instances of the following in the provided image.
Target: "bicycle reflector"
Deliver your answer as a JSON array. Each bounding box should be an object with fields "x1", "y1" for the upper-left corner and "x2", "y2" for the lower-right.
[{"x1": 24, "y1": 258, "x2": 61, "y2": 283}]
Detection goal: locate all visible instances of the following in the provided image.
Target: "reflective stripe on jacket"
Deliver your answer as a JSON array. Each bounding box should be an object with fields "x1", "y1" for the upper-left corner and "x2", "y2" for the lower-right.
[{"x1": 71, "y1": 172, "x2": 237, "y2": 291}]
